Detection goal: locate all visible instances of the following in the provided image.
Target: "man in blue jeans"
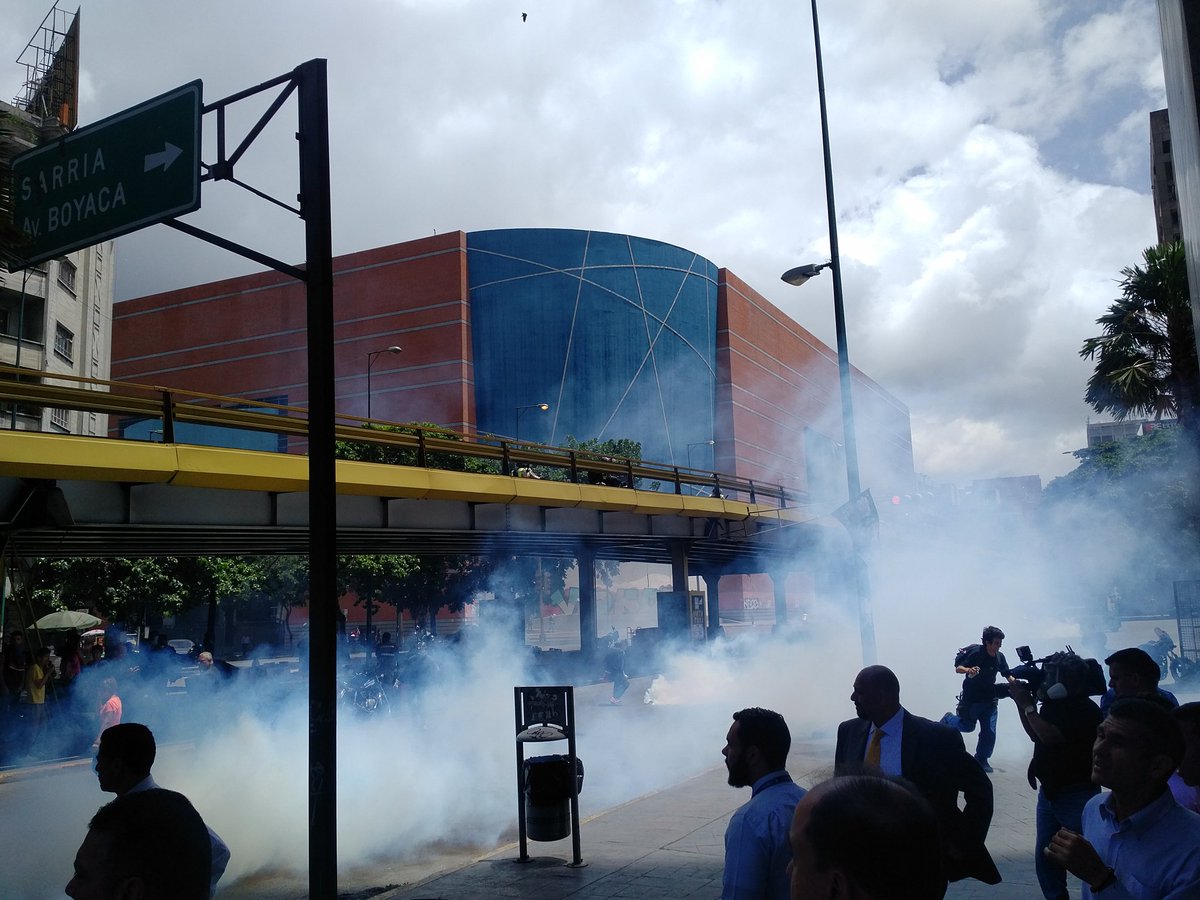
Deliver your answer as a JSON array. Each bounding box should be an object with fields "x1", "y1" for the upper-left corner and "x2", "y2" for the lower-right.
[
  {"x1": 1009, "y1": 655, "x2": 1102, "y2": 900},
  {"x1": 941, "y1": 625, "x2": 1014, "y2": 772}
]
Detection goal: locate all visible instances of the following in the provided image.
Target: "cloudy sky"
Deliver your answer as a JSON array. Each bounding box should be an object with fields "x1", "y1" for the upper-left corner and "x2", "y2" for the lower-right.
[{"x1": 2, "y1": 0, "x2": 1167, "y2": 485}]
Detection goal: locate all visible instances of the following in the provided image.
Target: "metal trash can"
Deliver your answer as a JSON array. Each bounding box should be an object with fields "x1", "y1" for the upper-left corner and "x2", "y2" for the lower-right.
[{"x1": 523, "y1": 754, "x2": 584, "y2": 841}]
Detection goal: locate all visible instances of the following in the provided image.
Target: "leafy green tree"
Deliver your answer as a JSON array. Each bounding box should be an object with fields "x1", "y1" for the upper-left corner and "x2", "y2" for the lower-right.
[
  {"x1": 19, "y1": 556, "x2": 262, "y2": 650},
  {"x1": 335, "y1": 422, "x2": 499, "y2": 473},
  {"x1": 23, "y1": 557, "x2": 193, "y2": 624},
  {"x1": 1081, "y1": 241, "x2": 1199, "y2": 438},
  {"x1": 173, "y1": 557, "x2": 263, "y2": 650},
  {"x1": 337, "y1": 554, "x2": 419, "y2": 639},
  {"x1": 1043, "y1": 426, "x2": 1199, "y2": 615},
  {"x1": 384, "y1": 555, "x2": 491, "y2": 634},
  {"x1": 254, "y1": 556, "x2": 310, "y2": 642}
]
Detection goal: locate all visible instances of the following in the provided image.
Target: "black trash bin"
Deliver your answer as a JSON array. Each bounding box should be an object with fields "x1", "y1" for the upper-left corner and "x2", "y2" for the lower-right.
[{"x1": 523, "y1": 754, "x2": 584, "y2": 841}]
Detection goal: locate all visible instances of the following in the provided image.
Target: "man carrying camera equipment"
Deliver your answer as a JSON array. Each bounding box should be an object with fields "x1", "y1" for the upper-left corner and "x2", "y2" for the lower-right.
[
  {"x1": 941, "y1": 625, "x2": 1014, "y2": 773},
  {"x1": 1009, "y1": 651, "x2": 1103, "y2": 900}
]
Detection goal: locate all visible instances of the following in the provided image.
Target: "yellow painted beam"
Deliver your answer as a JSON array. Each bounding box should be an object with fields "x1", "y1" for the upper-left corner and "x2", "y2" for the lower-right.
[
  {"x1": 0, "y1": 431, "x2": 809, "y2": 523},
  {"x1": 0, "y1": 432, "x2": 178, "y2": 483}
]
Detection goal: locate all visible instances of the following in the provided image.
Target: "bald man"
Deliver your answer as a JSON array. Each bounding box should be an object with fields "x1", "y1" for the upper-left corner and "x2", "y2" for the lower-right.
[
  {"x1": 788, "y1": 774, "x2": 947, "y2": 899},
  {"x1": 834, "y1": 665, "x2": 999, "y2": 884}
]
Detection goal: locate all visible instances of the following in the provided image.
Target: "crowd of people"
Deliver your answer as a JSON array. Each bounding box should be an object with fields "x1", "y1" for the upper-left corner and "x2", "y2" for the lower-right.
[
  {"x1": 719, "y1": 625, "x2": 1200, "y2": 900},
  {"x1": 0, "y1": 626, "x2": 224, "y2": 765},
  {"x1": 6, "y1": 617, "x2": 1200, "y2": 898}
]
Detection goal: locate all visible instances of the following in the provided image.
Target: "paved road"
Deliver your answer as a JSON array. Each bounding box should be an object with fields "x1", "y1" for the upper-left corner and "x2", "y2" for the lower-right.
[{"x1": 6, "y1": 675, "x2": 1193, "y2": 899}]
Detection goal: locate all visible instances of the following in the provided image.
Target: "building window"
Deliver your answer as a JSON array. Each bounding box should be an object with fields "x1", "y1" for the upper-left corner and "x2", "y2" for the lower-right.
[
  {"x1": 50, "y1": 407, "x2": 70, "y2": 431},
  {"x1": 0, "y1": 308, "x2": 8, "y2": 334},
  {"x1": 58, "y1": 259, "x2": 77, "y2": 294},
  {"x1": 54, "y1": 322, "x2": 74, "y2": 362},
  {"x1": 1164, "y1": 139, "x2": 1172, "y2": 155}
]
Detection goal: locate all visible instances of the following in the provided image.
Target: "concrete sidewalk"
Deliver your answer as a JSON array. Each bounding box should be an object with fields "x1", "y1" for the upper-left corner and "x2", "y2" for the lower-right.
[{"x1": 375, "y1": 739, "x2": 1045, "y2": 900}]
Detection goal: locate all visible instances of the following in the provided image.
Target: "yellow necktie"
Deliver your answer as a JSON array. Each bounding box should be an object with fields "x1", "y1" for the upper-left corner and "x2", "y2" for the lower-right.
[{"x1": 865, "y1": 728, "x2": 886, "y2": 767}]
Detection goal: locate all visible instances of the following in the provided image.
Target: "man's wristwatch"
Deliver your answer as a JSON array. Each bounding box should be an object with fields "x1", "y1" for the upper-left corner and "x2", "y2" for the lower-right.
[{"x1": 1023, "y1": 705, "x2": 1037, "y2": 716}]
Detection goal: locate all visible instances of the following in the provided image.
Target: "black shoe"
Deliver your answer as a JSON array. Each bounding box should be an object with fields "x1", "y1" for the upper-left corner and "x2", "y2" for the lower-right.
[{"x1": 976, "y1": 760, "x2": 994, "y2": 773}]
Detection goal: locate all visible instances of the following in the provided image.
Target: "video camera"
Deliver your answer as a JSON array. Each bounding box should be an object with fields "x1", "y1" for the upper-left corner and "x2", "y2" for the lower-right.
[{"x1": 1008, "y1": 645, "x2": 1106, "y2": 699}]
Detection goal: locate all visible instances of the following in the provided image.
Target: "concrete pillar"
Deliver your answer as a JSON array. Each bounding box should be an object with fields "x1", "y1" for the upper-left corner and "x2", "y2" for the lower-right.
[
  {"x1": 670, "y1": 540, "x2": 689, "y2": 591},
  {"x1": 771, "y1": 570, "x2": 788, "y2": 627},
  {"x1": 696, "y1": 568, "x2": 722, "y2": 638},
  {"x1": 578, "y1": 545, "x2": 597, "y2": 665}
]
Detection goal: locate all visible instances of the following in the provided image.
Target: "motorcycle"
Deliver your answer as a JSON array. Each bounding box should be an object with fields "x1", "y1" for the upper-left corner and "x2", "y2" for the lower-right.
[
  {"x1": 337, "y1": 666, "x2": 390, "y2": 717},
  {"x1": 1139, "y1": 627, "x2": 1176, "y2": 681},
  {"x1": 1168, "y1": 645, "x2": 1200, "y2": 686}
]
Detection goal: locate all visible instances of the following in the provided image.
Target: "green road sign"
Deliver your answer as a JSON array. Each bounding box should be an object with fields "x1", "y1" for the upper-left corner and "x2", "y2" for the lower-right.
[{"x1": 11, "y1": 80, "x2": 202, "y2": 266}]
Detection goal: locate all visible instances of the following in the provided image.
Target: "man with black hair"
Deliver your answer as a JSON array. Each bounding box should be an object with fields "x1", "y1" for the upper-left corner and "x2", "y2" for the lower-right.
[
  {"x1": 940, "y1": 625, "x2": 1014, "y2": 773},
  {"x1": 94, "y1": 722, "x2": 230, "y2": 896},
  {"x1": 66, "y1": 788, "x2": 211, "y2": 900},
  {"x1": 1099, "y1": 646, "x2": 1179, "y2": 715},
  {"x1": 1170, "y1": 702, "x2": 1200, "y2": 812},
  {"x1": 788, "y1": 774, "x2": 947, "y2": 900},
  {"x1": 721, "y1": 707, "x2": 807, "y2": 900},
  {"x1": 1045, "y1": 698, "x2": 1200, "y2": 898},
  {"x1": 1009, "y1": 653, "x2": 1102, "y2": 899},
  {"x1": 837, "y1": 665, "x2": 999, "y2": 884}
]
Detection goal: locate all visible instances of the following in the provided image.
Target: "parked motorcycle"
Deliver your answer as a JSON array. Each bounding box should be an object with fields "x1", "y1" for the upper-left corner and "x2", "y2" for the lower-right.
[
  {"x1": 1169, "y1": 646, "x2": 1200, "y2": 686},
  {"x1": 1139, "y1": 627, "x2": 1176, "y2": 681},
  {"x1": 337, "y1": 666, "x2": 390, "y2": 717}
]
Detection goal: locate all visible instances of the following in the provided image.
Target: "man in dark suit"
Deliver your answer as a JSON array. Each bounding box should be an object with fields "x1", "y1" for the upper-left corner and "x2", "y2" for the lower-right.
[{"x1": 834, "y1": 665, "x2": 1001, "y2": 885}]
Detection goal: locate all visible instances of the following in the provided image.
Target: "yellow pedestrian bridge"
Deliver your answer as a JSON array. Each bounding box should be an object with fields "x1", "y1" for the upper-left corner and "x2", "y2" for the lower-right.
[{"x1": 0, "y1": 369, "x2": 845, "y2": 578}]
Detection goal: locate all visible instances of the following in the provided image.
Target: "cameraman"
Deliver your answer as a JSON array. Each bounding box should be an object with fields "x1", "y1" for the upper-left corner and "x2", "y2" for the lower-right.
[
  {"x1": 940, "y1": 625, "x2": 1014, "y2": 773},
  {"x1": 1009, "y1": 655, "x2": 1101, "y2": 900}
]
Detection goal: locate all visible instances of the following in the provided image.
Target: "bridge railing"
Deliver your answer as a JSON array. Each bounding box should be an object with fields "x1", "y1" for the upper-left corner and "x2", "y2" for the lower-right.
[{"x1": 0, "y1": 364, "x2": 807, "y2": 509}]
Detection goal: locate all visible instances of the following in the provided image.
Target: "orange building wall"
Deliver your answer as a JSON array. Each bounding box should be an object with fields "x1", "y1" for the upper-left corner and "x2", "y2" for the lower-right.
[
  {"x1": 716, "y1": 268, "x2": 913, "y2": 497},
  {"x1": 112, "y1": 232, "x2": 477, "y2": 434}
]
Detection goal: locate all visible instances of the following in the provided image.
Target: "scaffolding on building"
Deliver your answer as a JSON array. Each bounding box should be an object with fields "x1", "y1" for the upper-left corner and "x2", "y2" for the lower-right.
[{"x1": 13, "y1": 3, "x2": 79, "y2": 130}]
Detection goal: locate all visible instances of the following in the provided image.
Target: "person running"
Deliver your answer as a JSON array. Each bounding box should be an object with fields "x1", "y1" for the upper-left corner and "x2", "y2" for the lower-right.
[{"x1": 940, "y1": 625, "x2": 1014, "y2": 773}]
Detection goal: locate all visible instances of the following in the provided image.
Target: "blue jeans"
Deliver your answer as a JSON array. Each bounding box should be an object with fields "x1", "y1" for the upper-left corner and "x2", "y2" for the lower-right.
[
  {"x1": 1035, "y1": 786, "x2": 1097, "y2": 900},
  {"x1": 941, "y1": 700, "x2": 998, "y2": 763}
]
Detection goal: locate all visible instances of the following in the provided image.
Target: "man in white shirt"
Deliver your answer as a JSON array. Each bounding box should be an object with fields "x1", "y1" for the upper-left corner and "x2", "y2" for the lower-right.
[{"x1": 94, "y1": 722, "x2": 231, "y2": 896}]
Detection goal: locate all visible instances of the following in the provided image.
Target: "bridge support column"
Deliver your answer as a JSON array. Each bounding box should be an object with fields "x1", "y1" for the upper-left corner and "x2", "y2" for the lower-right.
[
  {"x1": 578, "y1": 545, "x2": 597, "y2": 666},
  {"x1": 771, "y1": 570, "x2": 789, "y2": 628},
  {"x1": 696, "y1": 569, "x2": 721, "y2": 639},
  {"x1": 670, "y1": 540, "x2": 689, "y2": 592}
]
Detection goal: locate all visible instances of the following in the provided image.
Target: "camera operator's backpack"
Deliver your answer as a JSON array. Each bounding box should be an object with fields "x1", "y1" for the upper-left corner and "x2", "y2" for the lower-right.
[{"x1": 954, "y1": 644, "x2": 982, "y2": 667}]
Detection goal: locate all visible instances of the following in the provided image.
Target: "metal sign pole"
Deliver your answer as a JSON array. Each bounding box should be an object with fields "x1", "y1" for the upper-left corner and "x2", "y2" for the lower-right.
[{"x1": 296, "y1": 58, "x2": 338, "y2": 900}]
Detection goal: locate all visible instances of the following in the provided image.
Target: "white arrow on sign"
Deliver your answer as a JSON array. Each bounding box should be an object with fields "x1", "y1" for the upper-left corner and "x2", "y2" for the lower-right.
[{"x1": 144, "y1": 142, "x2": 183, "y2": 173}]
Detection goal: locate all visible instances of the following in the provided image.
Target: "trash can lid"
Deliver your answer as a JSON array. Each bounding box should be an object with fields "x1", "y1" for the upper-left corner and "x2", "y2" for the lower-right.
[{"x1": 517, "y1": 724, "x2": 567, "y2": 742}]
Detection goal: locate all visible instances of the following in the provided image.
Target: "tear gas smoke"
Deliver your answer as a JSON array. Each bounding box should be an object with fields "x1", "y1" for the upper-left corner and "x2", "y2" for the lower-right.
[{"x1": 3, "y1": 486, "x2": 1193, "y2": 898}]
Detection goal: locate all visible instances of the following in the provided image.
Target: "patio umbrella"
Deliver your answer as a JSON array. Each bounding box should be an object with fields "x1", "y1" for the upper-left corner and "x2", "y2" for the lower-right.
[{"x1": 34, "y1": 610, "x2": 101, "y2": 631}]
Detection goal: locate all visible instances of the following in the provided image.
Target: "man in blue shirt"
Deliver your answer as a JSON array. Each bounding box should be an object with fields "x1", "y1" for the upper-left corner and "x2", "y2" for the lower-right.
[
  {"x1": 1098, "y1": 647, "x2": 1179, "y2": 716},
  {"x1": 721, "y1": 707, "x2": 806, "y2": 900},
  {"x1": 1045, "y1": 698, "x2": 1200, "y2": 898}
]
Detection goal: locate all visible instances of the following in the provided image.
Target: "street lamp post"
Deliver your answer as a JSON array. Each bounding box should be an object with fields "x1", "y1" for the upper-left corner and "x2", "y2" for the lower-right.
[
  {"x1": 780, "y1": 0, "x2": 876, "y2": 665},
  {"x1": 365, "y1": 345, "x2": 402, "y2": 421},
  {"x1": 515, "y1": 402, "x2": 549, "y2": 441}
]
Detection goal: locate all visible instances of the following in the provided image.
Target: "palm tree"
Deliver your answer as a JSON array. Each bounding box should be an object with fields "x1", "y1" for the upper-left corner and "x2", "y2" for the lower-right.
[{"x1": 1080, "y1": 241, "x2": 1199, "y2": 436}]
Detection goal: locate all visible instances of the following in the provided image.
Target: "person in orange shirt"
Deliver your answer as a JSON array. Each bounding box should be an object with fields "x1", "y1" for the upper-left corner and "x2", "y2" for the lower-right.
[{"x1": 93, "y1": 676, "x2": 121, "y2": 749}]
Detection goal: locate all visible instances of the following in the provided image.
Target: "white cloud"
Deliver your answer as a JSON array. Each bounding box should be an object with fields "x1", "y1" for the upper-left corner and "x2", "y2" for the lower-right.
[{"x1": 0, "y1": 0, "x2": 1168, "y2": 486}]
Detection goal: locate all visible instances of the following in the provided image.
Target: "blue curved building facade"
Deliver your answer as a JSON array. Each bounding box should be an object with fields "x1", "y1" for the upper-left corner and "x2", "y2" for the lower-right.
[{"x1": 467, "y1": 229, "x2": 718, "y2": 468}]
